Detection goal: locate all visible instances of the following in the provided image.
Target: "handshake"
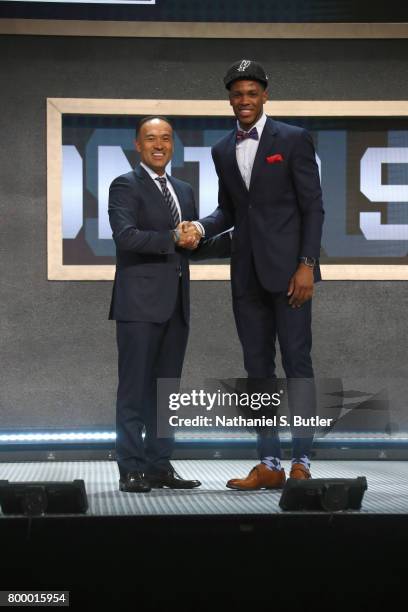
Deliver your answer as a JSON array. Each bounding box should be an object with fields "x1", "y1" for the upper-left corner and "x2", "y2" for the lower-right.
[{"x1": 174, "y1": 221, "x2": 203, "y2": 250}]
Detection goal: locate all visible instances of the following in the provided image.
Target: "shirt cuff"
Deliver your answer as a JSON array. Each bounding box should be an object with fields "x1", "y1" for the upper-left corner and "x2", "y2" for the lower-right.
[{"x1": 192, "y1": 221, "x2": 205, "y2": 237}]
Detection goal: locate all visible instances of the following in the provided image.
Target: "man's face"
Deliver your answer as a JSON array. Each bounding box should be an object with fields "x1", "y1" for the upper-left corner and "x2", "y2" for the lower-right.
[
  {"x1": 135, "y1": 118, "x2": 173, "y2": 175},
  {"x1": 228, "y1": 79, "x2": 268, "y2": 129}
]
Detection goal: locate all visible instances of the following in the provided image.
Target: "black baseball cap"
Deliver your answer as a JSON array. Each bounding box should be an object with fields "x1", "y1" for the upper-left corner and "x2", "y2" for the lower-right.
[{"x1": 223, "y1": 59, "x2": 268, "y2": 90}]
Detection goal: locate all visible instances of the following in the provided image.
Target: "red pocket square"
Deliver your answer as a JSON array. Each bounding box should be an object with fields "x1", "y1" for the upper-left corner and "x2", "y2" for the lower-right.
[{"x1": 266, "y1": 154, "x2": 284, "y2": 164}]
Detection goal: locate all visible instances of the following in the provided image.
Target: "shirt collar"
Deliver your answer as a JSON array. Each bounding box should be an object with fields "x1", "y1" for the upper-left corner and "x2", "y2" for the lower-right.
[
  {"x1": 140, "y1": 161, "x2": 168, "y2": 182},
  {"x1": 236, "y1": 112, "x2": 267, "y2": 138}
]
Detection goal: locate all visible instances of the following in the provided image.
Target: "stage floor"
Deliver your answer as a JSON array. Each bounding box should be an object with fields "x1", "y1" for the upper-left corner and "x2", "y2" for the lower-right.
[{"x1": 0, "y1": 459, "x2": 407, "y2": 516}]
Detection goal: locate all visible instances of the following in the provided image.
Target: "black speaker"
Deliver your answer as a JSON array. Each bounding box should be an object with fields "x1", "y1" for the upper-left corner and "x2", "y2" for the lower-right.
[
  {"x1": 279, "y1": 477, "x2": 367, "y2": 512},
  {"x1": 0, "y1": 480, "x2": 88, "y2": 516}
]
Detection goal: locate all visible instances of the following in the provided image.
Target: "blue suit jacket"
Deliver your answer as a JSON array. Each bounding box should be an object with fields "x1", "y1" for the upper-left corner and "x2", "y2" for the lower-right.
[
  {"x1": 108, "y1": 165, "x2": 197, "y2": 323},
  {"x1": 200, "y1": 118, "x2": 324, "y2": 295}
]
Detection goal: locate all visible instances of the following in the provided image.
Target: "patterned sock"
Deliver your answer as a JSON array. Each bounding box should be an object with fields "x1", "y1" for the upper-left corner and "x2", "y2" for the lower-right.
[
  {"x1": 292, "y1": 455, "x2": 311, "y2": 470},
  {"x1": 261, "y1": 456, "x2": 282, "y2": 471}
]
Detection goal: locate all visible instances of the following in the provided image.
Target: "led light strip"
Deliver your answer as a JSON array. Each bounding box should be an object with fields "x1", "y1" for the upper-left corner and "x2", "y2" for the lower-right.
[
  {"x1": 176, "y1": 438, "x2": 408, "y2": 442},
  {"x1": 1, "y1": 431, "x2": 408, "y2": 444},
  {"x1": 175, "y1": 434, "x2": 408, "y2": 442},
  {"x1": 0, "y1": 432, "x2": 116, "y2": 443}
]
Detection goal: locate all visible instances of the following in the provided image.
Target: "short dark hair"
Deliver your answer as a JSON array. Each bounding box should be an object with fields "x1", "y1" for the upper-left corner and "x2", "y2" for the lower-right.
[
  {"x1": 136, "y1": 115, "x2": 173, "y2": 138},
  {"x1": 226, "y1": 77, "x2": 267, "y2": 91}
]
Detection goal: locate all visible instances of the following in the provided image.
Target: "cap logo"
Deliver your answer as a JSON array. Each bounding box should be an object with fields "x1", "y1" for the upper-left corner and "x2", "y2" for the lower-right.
[{"x1": 237, "y1": 60, "x2": 251, "y2": 72}]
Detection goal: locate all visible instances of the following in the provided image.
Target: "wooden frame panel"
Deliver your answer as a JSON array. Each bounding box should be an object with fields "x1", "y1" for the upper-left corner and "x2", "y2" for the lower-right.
[{"x1": 3, "y1": 19, "x2": 408, "y2": 38}]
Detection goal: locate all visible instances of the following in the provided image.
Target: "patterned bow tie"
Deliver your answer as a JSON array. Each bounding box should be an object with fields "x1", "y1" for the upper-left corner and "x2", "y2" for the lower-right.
[{"x1": 236, "y1": 126, "x2": 259, "y2": 143}]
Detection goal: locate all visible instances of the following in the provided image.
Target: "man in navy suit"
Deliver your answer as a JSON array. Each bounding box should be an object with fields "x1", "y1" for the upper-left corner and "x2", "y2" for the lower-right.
[
  {"x1": 186, "y1": 60, "x2": 324, "y2": 489},
  {"x1": 108, "y1": 116, "x2": 228, "y2": 493}
]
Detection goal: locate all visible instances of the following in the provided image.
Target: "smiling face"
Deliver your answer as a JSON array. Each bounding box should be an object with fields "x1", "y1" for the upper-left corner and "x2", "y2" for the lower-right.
[
  {"x1": 228, "y1": 79, "x2": 268, "y2": 130},
  {"x1": 135, "y1": 118, "x2": 173, "y2": 175}
]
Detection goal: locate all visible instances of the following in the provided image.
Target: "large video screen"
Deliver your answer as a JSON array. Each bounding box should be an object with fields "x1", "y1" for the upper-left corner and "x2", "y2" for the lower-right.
[{"x1": 47, "y1": 98, "x2": 408, "y2": 281}]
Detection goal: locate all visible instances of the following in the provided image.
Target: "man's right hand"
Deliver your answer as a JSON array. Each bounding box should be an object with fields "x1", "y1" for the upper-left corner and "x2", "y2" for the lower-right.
[{"x1": 175, "y1": 221, "x2": 202, "y2": 249}]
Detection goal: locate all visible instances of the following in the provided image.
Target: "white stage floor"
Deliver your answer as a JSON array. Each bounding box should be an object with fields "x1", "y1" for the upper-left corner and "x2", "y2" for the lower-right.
[{"x1": 0, "y1": 460, "x2": 407, "y2": 516}]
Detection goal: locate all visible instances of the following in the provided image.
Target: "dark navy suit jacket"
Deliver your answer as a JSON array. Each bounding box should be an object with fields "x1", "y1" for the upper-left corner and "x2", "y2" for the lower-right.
[
  {"x1": 200, "y1": 118, "x2": 324, "y2": 296},
  {"x1": 108, "y1": 165, "x2": 197, "y2": 323}
]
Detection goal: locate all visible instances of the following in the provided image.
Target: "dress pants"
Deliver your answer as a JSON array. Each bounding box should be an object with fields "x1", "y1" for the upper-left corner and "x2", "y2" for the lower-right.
[
  {"x1": 232, "y1": 257, "x2": 316, "y2": 460},
  {"x1": 115, "y1": 283, "x2": 189, "y2": 477}
]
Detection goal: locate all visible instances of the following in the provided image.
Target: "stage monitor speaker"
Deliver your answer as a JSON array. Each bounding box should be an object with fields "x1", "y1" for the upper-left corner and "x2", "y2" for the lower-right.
[
  {"x1": 0, "y1": 479, "x2": 88, "y2": 516},
  {"x1": 279, "y1": 477, "x2": 367, "y2": 512}
]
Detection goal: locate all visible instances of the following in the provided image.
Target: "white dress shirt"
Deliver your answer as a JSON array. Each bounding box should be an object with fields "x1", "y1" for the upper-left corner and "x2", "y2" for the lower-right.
[
  {"x1": 140, "y1": 162, "x2": 182, "y2": 222},
  {"x1": 194, "y1": 113, "x2": 268, "y2": 238},
  {"x1": 236, "y1": 112, "x2": 267, "y2": 189}
]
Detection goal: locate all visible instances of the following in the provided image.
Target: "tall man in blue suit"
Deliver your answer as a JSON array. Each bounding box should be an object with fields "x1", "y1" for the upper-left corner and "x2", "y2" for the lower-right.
[
  {"x1": 108, "y1": 116, "x2": 227, "y2": 493},
  {"x1": 187, "y1": 60, "x2": 324, "y2": 489}
]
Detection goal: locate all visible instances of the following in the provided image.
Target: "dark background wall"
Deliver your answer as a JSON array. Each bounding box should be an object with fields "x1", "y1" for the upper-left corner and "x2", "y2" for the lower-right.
[{"x1": 1, "y1": 36, "x2": 407, "y2": 430}]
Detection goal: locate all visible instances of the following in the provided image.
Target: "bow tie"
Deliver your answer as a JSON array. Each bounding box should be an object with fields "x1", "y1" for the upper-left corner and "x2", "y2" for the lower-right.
[{"x1": 236, "y1": 127, "x2": 259, "y2": 143}]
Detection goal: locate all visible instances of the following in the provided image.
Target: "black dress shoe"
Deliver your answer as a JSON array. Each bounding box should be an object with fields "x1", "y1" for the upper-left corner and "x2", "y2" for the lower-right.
[
  {"x1": 146, "y1": 468, "x2": 201, "y2": 489},
  {"x1": 119, "y1": 471, "x2": 151, "y2": 493}
]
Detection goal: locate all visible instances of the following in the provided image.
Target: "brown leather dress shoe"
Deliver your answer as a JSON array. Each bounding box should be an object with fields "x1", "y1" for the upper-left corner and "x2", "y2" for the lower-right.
[
  {"x1": 289, "y1": 463, "x2": 311, "y2": 479},
  {"x1": 226, "y1": 463, "x2": 286, "y2": 491}
]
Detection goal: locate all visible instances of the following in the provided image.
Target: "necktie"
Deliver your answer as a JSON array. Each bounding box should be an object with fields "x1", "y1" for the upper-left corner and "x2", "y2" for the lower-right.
[
  {"x1": 236, "y1": 126, "x2": 259, "y2": 143},
  {"x1": 156, "y1": 176, "x2": 181, "y2": 228}
]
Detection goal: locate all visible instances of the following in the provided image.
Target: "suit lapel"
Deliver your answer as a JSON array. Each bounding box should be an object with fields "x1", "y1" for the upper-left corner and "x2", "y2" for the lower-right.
[
  {"x1": 223, "y1": 130, "x2": 249, "y2": 193},
  {"x1": 134, "y1": 164, "x2": 161, "y2": 201},
  {"x1": 134, "y1": 165, "x2": 174, "y2": 225},
  {"x1": 249, "y1": 118, "x2": 278, "y2": 192}
]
